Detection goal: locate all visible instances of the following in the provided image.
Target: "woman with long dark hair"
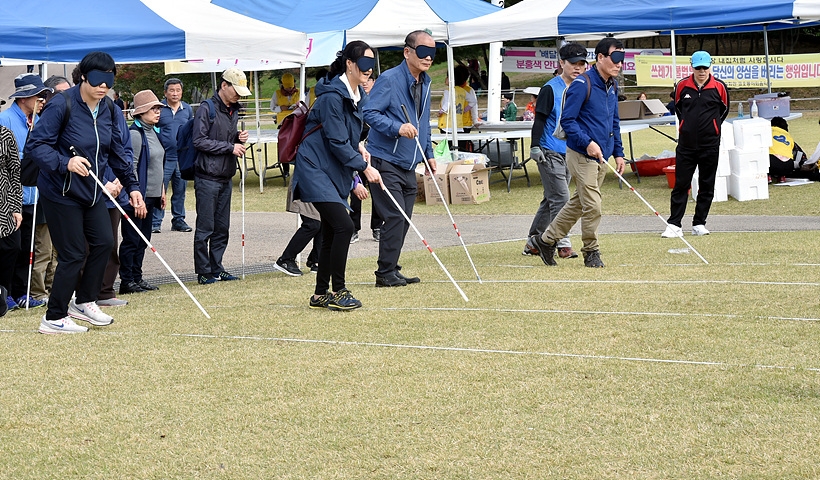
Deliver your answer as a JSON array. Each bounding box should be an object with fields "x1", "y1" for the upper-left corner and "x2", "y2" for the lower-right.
[{"x1": 292, "y1": 40, "x2": 381, "y2": 311}]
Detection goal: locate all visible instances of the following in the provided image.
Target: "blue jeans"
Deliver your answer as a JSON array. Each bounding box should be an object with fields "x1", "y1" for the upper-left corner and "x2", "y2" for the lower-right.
[{"x1": 152, "y1": 159, "x2": 188, "y2": 229}]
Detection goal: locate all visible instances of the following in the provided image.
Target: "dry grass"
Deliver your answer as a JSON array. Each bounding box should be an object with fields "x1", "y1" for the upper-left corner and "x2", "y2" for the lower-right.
[{"x1": 2, "y1": 231, "x2": 820, "y2": 478}]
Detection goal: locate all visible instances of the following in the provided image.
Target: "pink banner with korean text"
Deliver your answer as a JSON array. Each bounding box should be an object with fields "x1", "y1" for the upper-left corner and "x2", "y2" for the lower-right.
[{"x1": 502, "y1": 47, "x2": 669, "y2": 75}]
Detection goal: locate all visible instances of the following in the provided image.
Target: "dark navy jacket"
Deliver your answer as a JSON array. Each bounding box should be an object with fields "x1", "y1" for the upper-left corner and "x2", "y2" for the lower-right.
[
  {"x1": 25, "y1": 85, "x2": 139, "y2": 207},
  {"x1": 362, "y1": 60, "x2": 434, "y2": 170},
  {"x1": 561, "y1": 65, "x2": 624, "y2": 160},
  {"x1": 193, "y1": 93, "x2": 240, "y2": 183},
  {"x1": 292, "y1": 74, "x2": 368, "y2": 208}
]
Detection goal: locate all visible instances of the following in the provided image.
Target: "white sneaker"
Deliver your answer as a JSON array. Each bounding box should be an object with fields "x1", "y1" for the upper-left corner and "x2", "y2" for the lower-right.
[
  {"x1": 692, "y1": 225, "x2": 710, "y2": 236},
  {"x1": 39, "y1": 315, "x2": 88, "y2": 334},
  {"x1": 68, "y1": 300, "x2": 114, "y2": 326},
  {"x1": 661, "y1": 224, "x2": 683, "y2": 238}
]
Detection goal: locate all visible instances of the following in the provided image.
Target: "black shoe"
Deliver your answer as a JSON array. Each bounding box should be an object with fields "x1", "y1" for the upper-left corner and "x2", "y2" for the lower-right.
[
  {"x1": 198, "y1": 274, "x2": 217, "y2": 285},
  {"x1": 327, "y1": 288, "x2": 363, "y2": 311},
  {"x1": 119, "y1": 281, "x2": 146, "y2": 294},
  {"x1": 0, "y1": 285, "x2": 8, "y2": 317},
  {"x1": 583, "y1": 250, "x2": 605, "y2": 268},
  {"x1": 394, "y1": 270, "x2": 420, "y2": 284},
  {"x1": 171, "y1": 223, "x2": 193, "y2": 232},
  {"x1": 309, "y1": 292, "x2": 331, "y2": 309},
  {"x1": 372, "y1": 229, "x2": 381, "y2": 241},
  {"x1": 375, "y1": 272, "x2": 407, "y2": 287},
  {"x1": 274, "y1": 258, "x2": 303, "y2": 277},
  {"x1": 218, "y1": 271, "x2": 240, "y2": 281},
  {"x1": 151, "y1": 227, "x2": 161, "y2": 234},
  {"x1": 306, "y1": 261, "x2": 319, "y2": 274},
  {"x1": 531, "y1": 234, "x2": 557, "y2": 266},
  {"x1": 137, "y1": 280, "x2": 159, "y2": 291}
]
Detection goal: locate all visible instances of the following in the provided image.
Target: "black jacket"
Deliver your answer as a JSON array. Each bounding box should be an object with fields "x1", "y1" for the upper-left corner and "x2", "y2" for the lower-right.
[
  {"x1": 675, "y1": 74, "x2": 729, "y2": 150},
  {"x1": 192, "y1": 93, "x2": 240, "y2": 183}
]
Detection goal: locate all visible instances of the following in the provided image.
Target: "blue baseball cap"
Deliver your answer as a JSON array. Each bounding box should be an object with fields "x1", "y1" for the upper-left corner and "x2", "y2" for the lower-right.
[{"x1": 691, "y1": 51, "x2": 712, "y2": 68}]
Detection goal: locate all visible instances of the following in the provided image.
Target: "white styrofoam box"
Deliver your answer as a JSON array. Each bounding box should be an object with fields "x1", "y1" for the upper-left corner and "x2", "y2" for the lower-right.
[
  {"x1": 728, "y1": 172, "x2": 769, "y2": 201},
  {"x1": 732, "y1": 117, "x2": 772, "y2": 150},
  {"x1": 691, "y1": 170, "x2": 728, "y2": 202},
  {"x1": 729, "y1": 147, "x2": 769, "y2": 176},
  {"x1": 720, "y1": 121, "x2": 735, "y2": 149},
  {"x1": 717, "y1": 148, "x2": 731, "y2": 177}
]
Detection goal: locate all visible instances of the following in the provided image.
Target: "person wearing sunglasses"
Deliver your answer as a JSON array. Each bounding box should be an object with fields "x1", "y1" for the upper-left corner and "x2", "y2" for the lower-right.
[
  {"x1": 25, "y1": 51, "x2": 145, "y2": 333},
  {"x1": 363, "y1": 30, "x2": 437, "y2": 288},
  {"x1": 291, "y1": 40, "x2": 381, "y2": 311},
  {"x1": 532, "y1": 37, "x2": 626, "y2": 269},
  {"x1": 661, "y1": 50, "x2": 729, "y2": 239}
]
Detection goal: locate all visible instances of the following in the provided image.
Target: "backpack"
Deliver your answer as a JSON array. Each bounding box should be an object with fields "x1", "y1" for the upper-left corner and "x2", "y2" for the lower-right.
[
  {"x1": 277, "y1": 100, "x2": 322, "y2": 164},
  {"x1": 20, "y1": 91, "x2": 114, "y2": 186},
  {"x1": 177, "y1": 98, "x2": 215, "y2": 181}
]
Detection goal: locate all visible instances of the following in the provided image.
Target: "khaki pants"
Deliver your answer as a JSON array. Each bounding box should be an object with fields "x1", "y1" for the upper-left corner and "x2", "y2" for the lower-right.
[
  {"x1": 30, "y1": 223, "x2": 56, "y2": 300},
  {"x1": 542, "y1": 148, "x2": 607, "y2": 253}
]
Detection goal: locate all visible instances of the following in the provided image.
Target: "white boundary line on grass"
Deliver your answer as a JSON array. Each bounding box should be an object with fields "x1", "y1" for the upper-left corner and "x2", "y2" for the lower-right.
[
  {"x1": 348, "y1": 278, "x2": 820, "y2": 287},
  {"x1": 171, "y1": 333, "x2": 820, "y2": 373},
  {"x1": 381, "y1": 306, "x2": 820, "y2": 323}
]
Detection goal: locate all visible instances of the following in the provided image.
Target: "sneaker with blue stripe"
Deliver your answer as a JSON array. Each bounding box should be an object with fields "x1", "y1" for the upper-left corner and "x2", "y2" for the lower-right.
[
  {"x1": 16, "y1": 295, "x2": 45, "y2": 309},
  {"x1": 39, "y1": 315, "x2": 88, "y2": 334}
]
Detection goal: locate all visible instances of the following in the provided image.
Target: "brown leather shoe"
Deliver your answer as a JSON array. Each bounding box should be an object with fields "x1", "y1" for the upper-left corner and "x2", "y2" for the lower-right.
[{"x1": 558, "y1": 247, "x2": 578, "y2": 259}]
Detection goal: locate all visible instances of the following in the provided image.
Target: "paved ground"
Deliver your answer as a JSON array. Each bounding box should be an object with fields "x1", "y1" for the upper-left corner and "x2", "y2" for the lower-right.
[{"x1": 139, "y1": 211, "x2": 820, "y2": 285}]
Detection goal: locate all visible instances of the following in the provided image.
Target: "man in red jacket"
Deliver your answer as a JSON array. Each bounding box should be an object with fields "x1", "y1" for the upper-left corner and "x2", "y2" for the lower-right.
[{"x1": 662, "y1": 50, "x2": 729, "y2": 238}]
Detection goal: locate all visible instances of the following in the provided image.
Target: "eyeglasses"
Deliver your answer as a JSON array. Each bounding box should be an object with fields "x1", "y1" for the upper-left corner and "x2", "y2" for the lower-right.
[
  {"x1": 693, "y1": 66, "x2": 710, "y2": 71},
  {"x1": 405, "y1": 44, "x2": 436, "y2": 61},
  {"x1": 150, "y1": 106, "x2": 163, "y2": 113},
  {"x1": 606, "y1": 50, "x2": 625, "y2": 64},
  {"x1": 36, "y1": 92, "x2": 49, "y2": 100}
]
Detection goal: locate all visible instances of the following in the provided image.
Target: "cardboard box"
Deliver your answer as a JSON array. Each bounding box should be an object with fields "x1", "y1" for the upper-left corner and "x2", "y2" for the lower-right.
[
  {"x1": 692, "y1": 170, "x2": 728, "y2": 202},
  {"x1": 414, "y1": 164, "x2": 426, "y2": 203},
  {"x1": 448, "y1": 163, "x2": 491, "y2": 204},
  {"x1": 618, "y1": 99, "x2": 669, "y2": 120},
  {"x1": 732, "y1": 117, "x2": 772, "y2": 150},
  {"x1": 729, "y1": 147, "x2": 769, "y2": 176},
  {"x1": 728, "y1": 172, "x2": 769, "y2": 201},
  {"x1": 423, "y1": 163, "x2": 451, "y2": 206}
]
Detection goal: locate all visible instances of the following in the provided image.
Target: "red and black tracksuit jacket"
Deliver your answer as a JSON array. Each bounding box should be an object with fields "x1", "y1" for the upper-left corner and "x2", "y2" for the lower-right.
[{"x1": 674, "y1": 74, "x2": 729, "y2": 150}]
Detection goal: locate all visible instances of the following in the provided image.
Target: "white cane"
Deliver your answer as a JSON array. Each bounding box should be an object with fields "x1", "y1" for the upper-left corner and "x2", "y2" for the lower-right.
[
  {"x1": 378, "y1": 182, "x2": 468, "y2": 302},
  {"x1": 70, "y1": 146, "x2": 212, "y2": 318},
  {"x1": 400, "y1": 105, "x2": 482, "y2": 283},
  {"x1": 24, "y1": 188, "x2": 37, "y2": 309},
  {"x1": 240, "y1": 120, "x2": 246, "y2": 279}
]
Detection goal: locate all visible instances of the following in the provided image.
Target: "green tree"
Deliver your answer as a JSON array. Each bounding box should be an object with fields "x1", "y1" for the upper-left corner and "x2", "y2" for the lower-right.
[{"x1": 116, "y1": 63, "x2": 214, "y2": 105}]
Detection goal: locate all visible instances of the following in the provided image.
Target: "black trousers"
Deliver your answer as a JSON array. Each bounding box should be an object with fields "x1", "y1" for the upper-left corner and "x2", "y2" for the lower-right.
[
  {"x1": 280, "y1": 215, "x2": 321, "y2": 265},
  {"x1": 0, "y1": 229, "x2": 21, "y2": 296},
  {"x1": 349, "y1": 177, "x2": 383, "y2": 232},
  {"x1": 370, "y1": 157, "x2": 416, "y2": 277},
  {"x1": 100, "y1": 207, "x2": 122, "y2": 301},
  {"x1": 119, "y1": 197, "x2": 159, "y2": 284},
  {"x1": 41, "y1": 196, "x2": 113, "y2": 320},
  {"x1": 312, "y1": 202, "x2": 355, "y2": 295},
  {"x1": 668, "y1": 145, "x2": 719, "y2": 228},
  {"x1": 10, "y1": 205, "x2": 34, "y2": 299}
]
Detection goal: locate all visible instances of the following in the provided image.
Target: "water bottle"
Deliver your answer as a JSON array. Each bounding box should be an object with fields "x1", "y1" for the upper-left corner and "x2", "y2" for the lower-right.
[
  {"x1": 738, "y1": 102, "x2": 744, "y2": 118},
  {"x1": 751, "y1": 100, "x2": 759, "y2": 118}
]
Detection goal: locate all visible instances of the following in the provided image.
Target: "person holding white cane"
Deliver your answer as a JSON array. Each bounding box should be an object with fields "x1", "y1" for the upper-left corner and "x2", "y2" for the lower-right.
[{"x1": 25, "y1": 51, "x2": 145, "y2": 334}]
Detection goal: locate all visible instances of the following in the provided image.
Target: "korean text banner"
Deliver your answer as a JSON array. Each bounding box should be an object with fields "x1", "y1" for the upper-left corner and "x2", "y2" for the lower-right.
[
  {"x1": 636, "y1": 53, "x2": 820, "y2": 88},
  {"x1": 503, "y1": 48, "x2": 669, "y2": 76}
]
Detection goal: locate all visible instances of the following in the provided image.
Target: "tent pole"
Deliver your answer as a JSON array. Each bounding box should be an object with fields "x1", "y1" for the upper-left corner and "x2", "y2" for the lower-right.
[
  {"x1": 375, "y1": 49, "x2": 381, "y2": 76},
  {"x1": 670, "y1": 30, "x2": 679, "y2": 141},
  {"x1": 447, "y1": 44, "x2": 458, "y2": 147},
  {"x1": 299, "y1": 64, "x2": 306, "y2": 103},
  {"x1": 764, "y1": 24, "x2": 772, "y2": 94},
  {"x1": 254, "y1": 71, "x2": 263, "y2": 194}
]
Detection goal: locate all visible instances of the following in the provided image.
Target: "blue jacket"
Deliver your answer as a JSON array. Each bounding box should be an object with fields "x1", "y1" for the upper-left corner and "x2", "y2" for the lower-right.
[
  {"x1": 292, "y1": 74, "x2": 368, "y2": 208},
  {"x1": 0, "y1": 102, "x2": 39, "y2": 205},
  {"x1": 362, "y1": 60, "x2": 434, "y2": 170},
  {"x1": 158, "y1": 100, "x2": 192, "y2": 164},
  {"x1": 539, "y1": 76, "x2": 568, "y2": 154},
  {"x1": 561, "y1": 65, "x2": 624, "y2": 160},
  {"x1": 25, "y1": 86, "x2": 138, "y2": 207}
]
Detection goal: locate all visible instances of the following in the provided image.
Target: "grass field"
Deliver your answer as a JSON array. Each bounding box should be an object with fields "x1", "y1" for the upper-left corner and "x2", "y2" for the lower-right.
[{"x1": 2, "y1": 229, "x2": 820, "y2": 478}]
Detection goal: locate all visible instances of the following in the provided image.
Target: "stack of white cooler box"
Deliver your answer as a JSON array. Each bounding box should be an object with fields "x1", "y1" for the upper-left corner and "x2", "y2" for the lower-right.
[{"x1": 691, "y1": 117, "x2": 771, "y2": 202}]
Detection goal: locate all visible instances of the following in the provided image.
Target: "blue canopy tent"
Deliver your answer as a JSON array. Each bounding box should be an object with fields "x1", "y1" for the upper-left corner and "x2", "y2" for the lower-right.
[{"x1": 0, "y1": 0, "x2": 306, "y2": 65}]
